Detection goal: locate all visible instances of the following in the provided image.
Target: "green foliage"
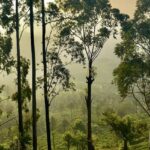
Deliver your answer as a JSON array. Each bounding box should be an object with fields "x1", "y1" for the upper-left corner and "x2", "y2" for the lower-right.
[
  {"x1": 0, "y1": 85, "x2": 5, "y2": 94},
  {"x1": 0, "y1": 145, "x2": 9, "y2": 150},
  {"x1": 0, "y1": 2, "x2": 14, "y2": 132},
  {"x1": 135, "y1": 0, "x2": 150, "y2": 19},
  {"x1": 56, "y1": 0, "x2": 128, "y2": 65},
  {"x1": 11, "y1": 57, "x2": 32, "y2": 148},
  {"x1": 38, "y1": 50, "x2": 75, "y2": 106},
  {"x1": 0, "y1": 34, "x2": 14, "y2": 74},
  {"x1": 0, "y1": 0, "x2": 14, "y2": 33},
  {"x1": 0, "y1": 1, "x2": 149, "y2": 150},
  {"x1": 47, "y1": 2, "x2": 59, "y2": 17},
  {"x1": 114, "y1": 54, "x2": 148, "y2": 98},
  {"x1": 63, "y1": 131, "x2": 74, "y2": 150},
  {"x1": 37, "y1": 16, "x2": 75, "y2": 106},
  {"x1": 12, "y1": 57, "x2": 31, "y2": 102},
  {"x1": 113, "y1": 0, "x2": 150, "y2": 116},
  {"x1": 55, "y1": 2, "x2": 128, "y2": 149},
  {"x1": 103, "y1": 110, "x2": 148, "y2": 149},
  {"x1": 26, "y1": 0, "x2": 40, "y2": 7},
  {"x1": 63, "y1": 119, "x2": 87, "y2": 150},
  {"x1": 72, "y1": 119, "x2": 86, "y2": 134}
]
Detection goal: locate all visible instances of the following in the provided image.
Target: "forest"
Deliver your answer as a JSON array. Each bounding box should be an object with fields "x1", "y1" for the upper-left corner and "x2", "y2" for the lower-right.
[{"x1": 0, "y1": 0, "x2": 150, "y2": 150}]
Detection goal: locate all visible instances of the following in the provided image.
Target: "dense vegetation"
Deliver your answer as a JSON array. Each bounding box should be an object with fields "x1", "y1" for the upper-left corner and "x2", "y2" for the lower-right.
[{"x1": 0, "y1": 0, "x2": 149, "y2": 150}]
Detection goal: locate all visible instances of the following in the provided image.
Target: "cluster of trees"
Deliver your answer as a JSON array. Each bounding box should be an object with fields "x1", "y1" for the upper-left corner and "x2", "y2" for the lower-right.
[
  {"x1": 114, "y1": 0, "x2": 150, "y2": 118},
  {"x1": 63, "y1": 119, "x2": 87, "y2": 150},
  {"x1": 0, "y1": 0, "x2": 149, "y2": 149},
  {"x1": 103, "y1": 110, "x2": 148, "y2": 150}
]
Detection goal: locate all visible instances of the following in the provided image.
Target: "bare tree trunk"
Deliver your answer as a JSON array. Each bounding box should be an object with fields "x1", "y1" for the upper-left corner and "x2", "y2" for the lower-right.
[
  {"x1": 148, "y1": 129, "x2": 150, "y2": 150},
  {"x1": 123, "y1": 140, "x2": 128, "y2": 150},
  {"x1": 67, "y1": 142, "x2": 70, "y2": 150},
  {"x1": 16, "y1": 0, "x2": 24, "y2": 149},
  {"x1": 86, "y1": 60, "x2": 94, "y2": 150},
  {"x1": 41, "y1": 0, "x2": 52, "y2": 149},
  {"x1": 52, "y1": 132, "x2": 55, "y2": 150},
  {"x1": 29, "y1": 0, "x2": 37, "y2": 149}
]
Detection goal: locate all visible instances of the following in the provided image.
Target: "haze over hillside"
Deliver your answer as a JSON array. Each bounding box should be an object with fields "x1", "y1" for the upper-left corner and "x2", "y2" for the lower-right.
[
  {"x1": 1, "y1": 0, "x2": 137, "y2": 98},
  {"x1": 2, "y1": 1, "x2": 150, "y2": 150}
]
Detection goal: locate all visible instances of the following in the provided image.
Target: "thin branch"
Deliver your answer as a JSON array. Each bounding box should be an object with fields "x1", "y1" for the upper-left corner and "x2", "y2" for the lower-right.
[
  {"x1": 48, "y1": 79, "x2": 59, "y2": 101},
  {"x1": 19, "y1": 8, "x2": 30, "y2": 21},
  {"x1": 45, "y1": 16, "x2": 72, "y2": 25},
  {"x1": 46, "y1": 24, "x2": 54, "y2": 52},
  {"x1": 70, "y1": 30, "x2": 83, "y2": 41},
  {"x1": 0, "y1": 97, "x2": 11, "y2": 103},
  {"x1": 19, "y1": 22, "x2": 28, "y2": 41},
  {"x1": 0, "y1": 116, "x2": 16, "y2": 127},
  {"x1": 131, "y1": 87, "x2": 150, "y2": 117},
  {"x1": 47, "y1": 65, "x2": 54, "y2": 92},
  {"x1": 49, "y1": 90, "x2": 60, "y2": 107},
  {"x1": 92, "y1": 47, "x2": 102, "y2": 62},
  {"x1": 91, "y1": 24, "x2": 96, "y2": 58},
  {"x1": 82, "y1": 24, "x2": 90, "y2": 60}
]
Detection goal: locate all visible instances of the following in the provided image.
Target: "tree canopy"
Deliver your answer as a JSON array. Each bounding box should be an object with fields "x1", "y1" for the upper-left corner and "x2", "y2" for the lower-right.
[{"x1": 114, "y1": 0, "x2": 150, "y2": 116}]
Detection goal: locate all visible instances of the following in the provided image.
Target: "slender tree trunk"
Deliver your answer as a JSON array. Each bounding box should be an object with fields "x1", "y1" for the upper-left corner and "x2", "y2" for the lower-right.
[
  {"x1": 123, "y1": 140, "x2": 128, "y2": 150},
  {"x1": 52, "y1": 132, "x2": 55, "y2": 150},
  {"x1": 29, "y1": 0, "x2": 37, "y2": 149},
  {"x1": 86, "y1": 60, "x2": 94, "y2": 150},
  {"x1": 41, "y1": 0, "x2": 52, "y2": 149},
  {"x1": 67, "y1": 142, "x2": 70, "y2": 150},
  {"x1": 148, "y1": 129, "x2": 150, "y2": 150},
  {"x1": 16, "y1": 0, "x2": 24, "y2": 149}
]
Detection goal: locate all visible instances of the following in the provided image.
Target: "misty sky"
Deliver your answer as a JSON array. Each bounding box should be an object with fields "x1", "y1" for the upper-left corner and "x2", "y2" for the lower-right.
[
  {"x1": 2, "y1": 0, "x2": 138, "y2": 97},
  {"x1": 110, "y1": 0, "x2": 137, "y2": 17},
  {"x1": 45, "y1": 0, "x2": 137, "y2": 17},
  {"x1": 14, "y1": 0, "x2": 137, "y2": 76}
]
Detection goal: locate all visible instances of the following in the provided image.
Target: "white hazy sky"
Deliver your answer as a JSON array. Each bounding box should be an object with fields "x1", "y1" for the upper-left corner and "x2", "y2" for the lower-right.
[
  {"x1": 45, "y1": 0, "x2": 137, "y2": 17},
  {"x1": 0, "y1": 0, "x2": 137, "y2": 96},
  {"x1": 45, "y1": 0, "x2": 54, "y2": 3},
  {"x1": 110, "y1": 0, "x2": 137, "y2": 17}
]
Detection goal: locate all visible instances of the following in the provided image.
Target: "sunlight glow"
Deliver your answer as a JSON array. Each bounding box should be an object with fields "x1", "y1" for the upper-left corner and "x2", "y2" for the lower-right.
[{"x1": 45, "y1": 0, "x2": 54, "y2": 3}]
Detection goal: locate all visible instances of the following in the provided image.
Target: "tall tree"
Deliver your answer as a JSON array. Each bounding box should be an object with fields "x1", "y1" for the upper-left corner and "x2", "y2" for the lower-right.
[
  {"x1": 12, "y1": 57, "x2": 32, "y2": 149},
  {"x1": 37, "y1": 2, "x2": 74, "y2": 149},
  {"x1": 15, "y1": 0, "x2": 24, "y2": 149},
  {"x1": 29, "y1": 0, "x2": 37, "y2": 149},
  {"x1": 103, "y1": 110, "x2": 148, "y2": 150},
  {"x1": 1, "y1": 0, "x2": 32, "y2": 148},
  {"x1": 41, "y1": 0, "x2": 52, "y2": 149},
  {"x1": 56, "y1": 0, "x2": 128, "y2": 149},
  {"x1": 113, "y1": 0, "x2": 150, "y2": 148}
]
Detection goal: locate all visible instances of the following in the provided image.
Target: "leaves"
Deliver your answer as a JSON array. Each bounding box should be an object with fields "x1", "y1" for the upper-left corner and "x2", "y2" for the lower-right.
[
  {"x1": 103, "y1": 111, "x2": 147, "y2": 143},
  {"x1": 135, "y1": 0, "x2": 150, "y2": 19},
  {"x1": 63, "y1": 119, "x2": 87, "y2": 149},
  {"x1": 0, "y1": 0, "x2": 14, "y2": 34},
  {"x1": 12, "y1": 57, "x2": 31, "y2": 103},
  {"x1": 114, "y1": 0, "x2": 150, "y2": 115},
  {"x1": 0, "y1": 34, "x2": 14, "y2": 74},
  {"x1": 56, "y1": 0, "x2": 128, "y2": 65},
  {"x1": 47, "y1": 51, "x2": 74, "y2": 97}
]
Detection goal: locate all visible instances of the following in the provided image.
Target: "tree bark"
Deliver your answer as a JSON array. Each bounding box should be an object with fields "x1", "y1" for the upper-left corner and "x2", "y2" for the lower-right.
[
  {"x1": 16, "y1": 0, "x2": 24, "y2": 149},
  {"x1": 52, "y1": 132, "x2": 55, "y2": 150},
  {"x1": 41, "y1": 0, "x2": 52, "y2": 149},
  {"x1": 29, "y1": 0, "x2": 37, "y2": 149},
  {"x1": 67, "y1": 142, "x2": 70, "y2": 150},
  {"x1": 123, "y1": 140, "x2": 128, "y2": 150},
  {"x1": 86, "y1": 60, "x2": 94, "y2": 150},
  {"x1": 148, "y1": 129, "x2": 150, "y2": 150}
]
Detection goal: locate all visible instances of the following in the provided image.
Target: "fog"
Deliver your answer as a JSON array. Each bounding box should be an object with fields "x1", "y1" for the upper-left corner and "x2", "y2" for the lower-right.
[{"x1": 1, "y1": 0, "x2": 137, "y2": 98}]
